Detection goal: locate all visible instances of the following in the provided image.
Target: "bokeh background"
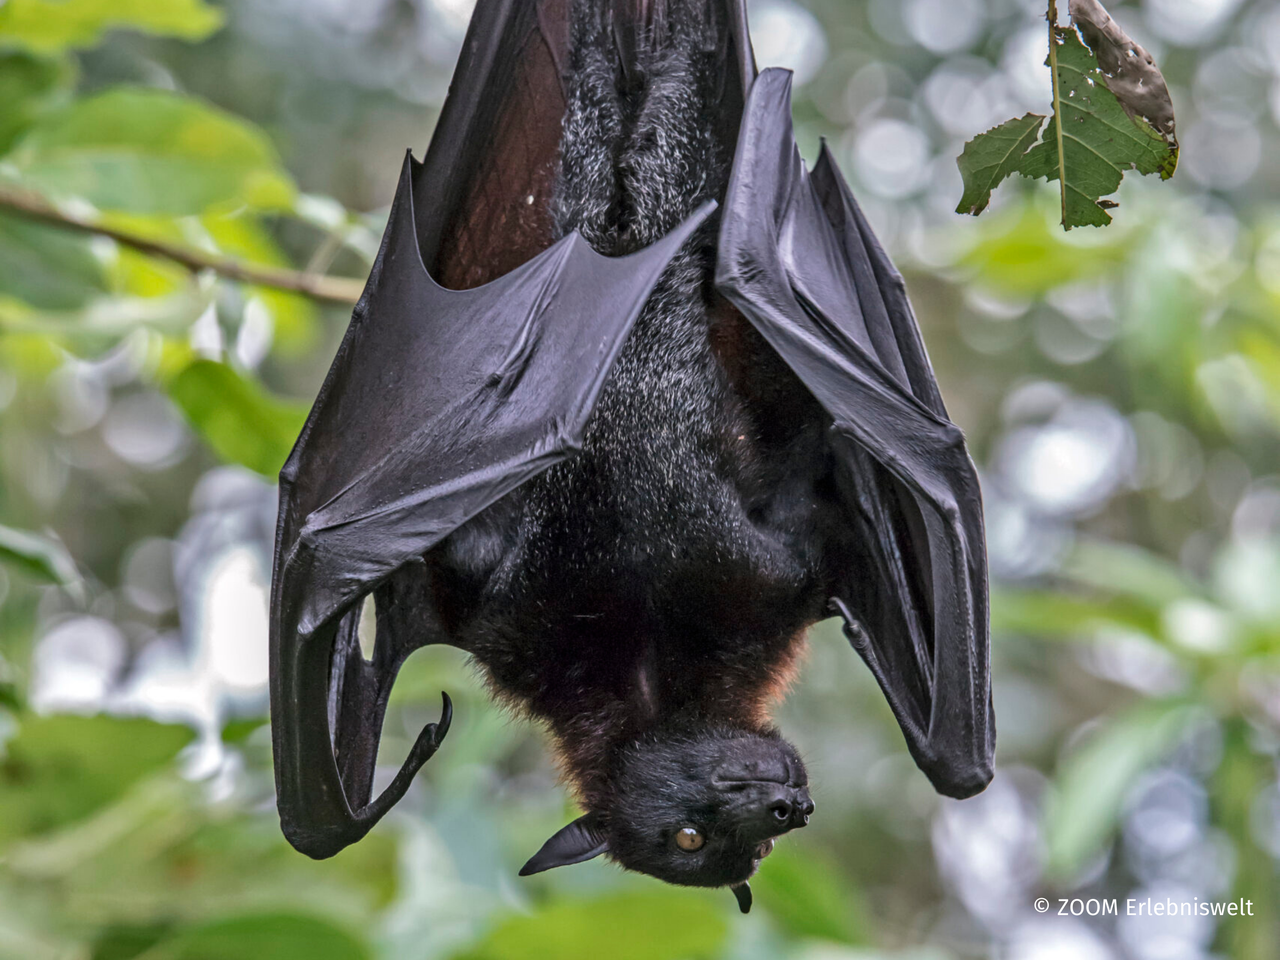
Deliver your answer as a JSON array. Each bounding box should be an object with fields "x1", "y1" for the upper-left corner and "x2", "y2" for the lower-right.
[{"x1": 1, "y1": 0, "x2": 1278, "y2": 958}]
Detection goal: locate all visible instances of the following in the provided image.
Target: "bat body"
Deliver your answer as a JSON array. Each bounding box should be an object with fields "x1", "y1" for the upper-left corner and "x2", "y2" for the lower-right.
[
  {"x1": 270, "y1": 0, "x2": 994, "y2": 910},
  {"x1": 452, "y1": 5, "x2": 824, "y2": 894}
]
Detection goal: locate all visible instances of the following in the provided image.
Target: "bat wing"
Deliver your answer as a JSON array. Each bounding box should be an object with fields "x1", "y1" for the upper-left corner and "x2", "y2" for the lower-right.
[
  {"x1": 270, "y1": 1, "x2": 713, "y2": 859},
  {"x1": 716, "y1": 69, "x2": 994, "y2": 798}
]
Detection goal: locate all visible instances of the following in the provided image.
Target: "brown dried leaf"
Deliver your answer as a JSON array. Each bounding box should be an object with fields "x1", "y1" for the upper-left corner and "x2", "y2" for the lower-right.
[{"x1": 1069, "y1": 0, "x2": 1177, "y2": 150}]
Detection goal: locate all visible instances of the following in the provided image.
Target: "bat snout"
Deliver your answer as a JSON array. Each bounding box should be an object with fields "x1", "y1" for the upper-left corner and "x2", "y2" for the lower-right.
[
  {"x1": 721, "y1": 780, "x2": 815, "y2": 840},
  {"x1": 762, "y1": 785, "x2": 814, "y2": 833}
]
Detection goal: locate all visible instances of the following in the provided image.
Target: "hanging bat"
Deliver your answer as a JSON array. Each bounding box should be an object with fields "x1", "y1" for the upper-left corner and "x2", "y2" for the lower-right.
[{"x1": 269, "y1": 0, "x2": 993, "y2": 912}]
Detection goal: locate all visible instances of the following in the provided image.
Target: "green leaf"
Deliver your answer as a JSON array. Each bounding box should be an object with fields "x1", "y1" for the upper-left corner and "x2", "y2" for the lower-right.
[
  {"x1": 92, "y1": 924, "x2": 172, "y2": 960},
  {"x1": 456, "y1": 890, "x2": 728, "y2": 960},
  {"x1": 9, "y1": 88, "x2": 295, "y2": 216},
  {"x1": 1019, "y1": 29, "x2": 1175, "y2": 228},
  {"x1": 0, "y1": 523, "x2": 80, "y2": 587},
  {"x1": 0, "y1": 210, "x2": 107, "y2": 310},
  {"x1": 0, "y1": 714, "x2": 195, "y2": 847},
  {"x1": 1043, "y1": 702, "x2": 1197, "y2": 882},
  {"x1": 0, "y1": 51, "x2": 72, "y2": 155},
  {"x1": 220, "y1": 716, "x2": 268, "y2": 745},
  {"x1": 0, "y1": 651, "x2": 22, "y2": 712},
  {"x1": 0, "y1": 682, "x2": 22, "y2": 713},
  {"x1": 955, "y1": 114, "x2": 1044, "y2": 217},
  {"x1": 954, "y1": 10, "x2": 1177, "y2": 230},
  {"x1": 0, "y1": 0, "x2": 223, "y2": 55},
  {"x1": 167, "y1": 360, "x2": 308, "y2": 477},
  {"x1": 150, "y1": 914, "x2": 370, "y2": 960}
]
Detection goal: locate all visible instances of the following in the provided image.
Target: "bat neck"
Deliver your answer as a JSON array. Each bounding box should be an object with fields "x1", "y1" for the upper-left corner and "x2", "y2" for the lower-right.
[{"x1": 542, "y1": 695, "x2": 777, "y2": 813}]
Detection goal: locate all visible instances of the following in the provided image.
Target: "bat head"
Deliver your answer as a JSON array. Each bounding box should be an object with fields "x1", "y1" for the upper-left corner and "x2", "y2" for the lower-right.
[{"x1": 520, "y1": 728, "x2": 811, "y2": 908}]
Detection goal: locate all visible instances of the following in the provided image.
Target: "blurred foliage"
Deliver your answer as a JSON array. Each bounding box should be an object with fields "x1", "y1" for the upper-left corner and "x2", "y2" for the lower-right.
[
  {"x1": 0, "y1": 524, "x2": 80, "y2": 589},
  {"x1": 1042, "y1": 699, "x2": 1199, "y2": 881},
  {"x1": 0, "y1": 714, "x2": 193, "y2": 846},
  {"x1": 0, "y1": 1, "x2": 1278, "y2": 960},
  {"x1": 9, "y1": 87, "x2": 296, "y2": 215},
  {"x1": 167, "y1": 359, "x2": 307, "y2": 476},
  {"x1": 454, "y1": 891, "x2": 729, "y2": 960},
  {"x1": 0, "y1": 0, "x2": 222, "y2": 55}
]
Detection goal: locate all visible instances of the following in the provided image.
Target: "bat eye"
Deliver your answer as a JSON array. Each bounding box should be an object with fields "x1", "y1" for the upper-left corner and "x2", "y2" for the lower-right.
[{"x1": 674, "y1": 826, "x2": 705, "y2": 852}]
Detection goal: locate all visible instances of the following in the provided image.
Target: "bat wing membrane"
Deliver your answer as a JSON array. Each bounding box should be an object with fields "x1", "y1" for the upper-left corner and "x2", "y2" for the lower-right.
[
  {"x1": 716, "y1": 69, "x2": 994, "y2": 798},
  {"x1": 270, "y1": 0, "x2": 714, "y2": 858}
]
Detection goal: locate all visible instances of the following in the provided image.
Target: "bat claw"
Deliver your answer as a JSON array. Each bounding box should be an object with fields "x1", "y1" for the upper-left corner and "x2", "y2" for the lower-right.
[
  {"x1": 434, "y1": 691, "x2": 453, "y2": 744},
  {"x1": 414, "y1": 691, "x2": 453, "y2": 757}
]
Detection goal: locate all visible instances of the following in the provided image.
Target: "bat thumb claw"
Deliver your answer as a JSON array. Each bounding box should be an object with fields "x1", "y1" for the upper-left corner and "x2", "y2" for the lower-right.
[
  {"x1": 828, "y1": 597, "x2": 870, "y2": 650},
  {"x1": 435, "y1": 691, "x2": 453, "y2": 743},
  {"x1": 408, "y1": 692, "x2": 454, "y2": 763}
]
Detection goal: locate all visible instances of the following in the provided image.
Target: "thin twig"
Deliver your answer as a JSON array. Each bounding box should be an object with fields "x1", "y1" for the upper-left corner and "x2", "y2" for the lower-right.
[
  {"x1": 0, "y1": 184, "x2": 365, "y2": 305},
  {"x1": 1047, "y1": 0, "x2": 1069, "y2": 229},
  {"x1": 303, "y1": 221, "x2": 353, "y2": 278}
]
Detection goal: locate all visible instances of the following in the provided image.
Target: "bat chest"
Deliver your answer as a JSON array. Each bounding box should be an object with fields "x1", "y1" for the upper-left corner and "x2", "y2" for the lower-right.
[
  {"x1": 438, "y1": 0, "x2": 835, "y2": 727},
  {"x1": 449, "y1": 275, "x2": 828, "y2": 724}
]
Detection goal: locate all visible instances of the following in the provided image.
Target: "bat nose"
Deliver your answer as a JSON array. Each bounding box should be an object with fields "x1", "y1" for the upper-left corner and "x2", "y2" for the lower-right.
[
  {"x1": 791, "y1": 789, "x2": 814, "y2": 827},
  {"x1": 764, "y1": 788, "x2": 814, "y2": 831}
]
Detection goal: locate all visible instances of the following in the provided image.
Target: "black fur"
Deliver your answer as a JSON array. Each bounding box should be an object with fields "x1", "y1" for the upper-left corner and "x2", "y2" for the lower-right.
[
  {"x1": 436, "y1": 0, "x2": 829, "y2": 887},
  {"x1": 271, "y1": 0, "x2": 993, "y2": 885}
]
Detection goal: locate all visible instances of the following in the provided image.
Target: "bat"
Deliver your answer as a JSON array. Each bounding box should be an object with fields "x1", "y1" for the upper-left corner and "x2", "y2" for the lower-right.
[{"x1": 269, "y1": 0, "x2": 994, "y2": 912}]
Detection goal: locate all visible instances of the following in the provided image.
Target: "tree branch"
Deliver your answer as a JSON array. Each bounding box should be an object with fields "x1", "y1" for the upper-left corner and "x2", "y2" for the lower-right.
[{"x1": 0, "y1": 184, "x2": 365, "y2": 306}]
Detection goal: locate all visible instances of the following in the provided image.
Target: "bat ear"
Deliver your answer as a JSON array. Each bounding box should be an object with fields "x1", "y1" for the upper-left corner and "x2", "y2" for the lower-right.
[
  {"x1": 518, "y1": 812, "x2": 609, "y2": 876},
  {"x1": 731, "y1": 882, "x2": 753, "y2": 914}
]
